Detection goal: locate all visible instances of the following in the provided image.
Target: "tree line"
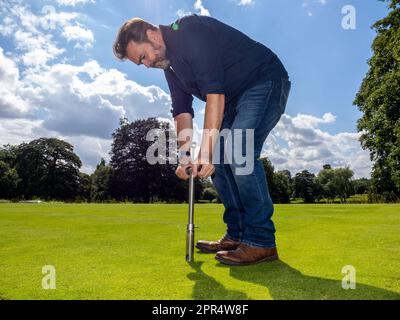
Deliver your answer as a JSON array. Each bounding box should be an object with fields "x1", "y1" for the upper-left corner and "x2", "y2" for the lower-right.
[{"x1": 0, "y1": 117, "x2": 384, "y2": 204}]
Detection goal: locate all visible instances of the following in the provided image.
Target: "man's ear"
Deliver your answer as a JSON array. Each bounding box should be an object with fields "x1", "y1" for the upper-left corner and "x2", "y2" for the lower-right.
[{"x1": 146, "y1": 29, "x2": 157, "y2": 42}]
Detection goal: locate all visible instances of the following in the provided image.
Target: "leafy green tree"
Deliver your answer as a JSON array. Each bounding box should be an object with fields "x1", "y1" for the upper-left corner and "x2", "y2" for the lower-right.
[
  {"x1": 0, "y1": 144, "x2": 18, "y2": 167},
  {"x1": 109, "y1": 118, "x2": 195, "y2": 203},
  {"x1": 352, "y1": 178, "x2": 372, "y2": 195},
  {"x1": 333, "y1": 168, "x2": 354, "y2": 203},
  {"x1": 317, "y1": 166, "x2": 337, "y2": 202},
  {"x1": 317, "y1": 166, "x2": 355, "y2": 203},
  {"x1": 260, "y1": 157, "x2": 278, "y2": 202},
  {"x1": 354, "y1": 0, "x2": 400, "y2": 201},
  {"x1": 91, "y1": 158, "x2": 112, "y2": 202},
  {"x1": 293, "y1": 170, "x2": 317, "y2": 203},
  {"x1": 15, "y1": 138, "x2": 82, "y2": 200},
  {"x1": 202, "y1": 187, "x2": 219, "y2": 202},
  {"x1": 260, "y1": 158, "x2": 292, "y2": 203},
  {"x1": 273, "y1": 171, "x2": 291, "y2": 204},
  {"x1": 78, "y1": 172, "x2": 92, "y2": 202},
  {"x1": 0, "y1": 161, "x2": 18, "y2": 199}
]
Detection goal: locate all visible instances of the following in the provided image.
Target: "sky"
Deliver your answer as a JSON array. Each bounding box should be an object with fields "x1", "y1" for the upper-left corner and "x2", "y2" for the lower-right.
[{"x1": 0, "y1": 0, "x2": 391, "y2": 178}]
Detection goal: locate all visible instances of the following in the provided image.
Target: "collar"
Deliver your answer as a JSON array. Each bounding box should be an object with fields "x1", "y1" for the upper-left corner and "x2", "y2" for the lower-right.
[{"x1": 159, "y1": 24, "x2": 174, "y2": 61}]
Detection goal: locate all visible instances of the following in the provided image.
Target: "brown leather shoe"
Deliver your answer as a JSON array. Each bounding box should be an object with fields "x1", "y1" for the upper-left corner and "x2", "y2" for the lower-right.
[
  {"x1": 215, "y1": 243, "x2": 278, "y2": 266},
  {"x1": 196, "y1": 235, "x2": 241, "y2": 254}
]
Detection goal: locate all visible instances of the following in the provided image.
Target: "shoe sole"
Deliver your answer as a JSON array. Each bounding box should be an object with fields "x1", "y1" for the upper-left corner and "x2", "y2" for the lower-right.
[
  {"x1": 215, "y1": 254, "x2": 279, "y2": 266},
  {"x1": 195, "y1": 244, "x2": 220, "y2": 254},
  {"x1": 195, "y1": 244, "x2": 241, "y2": 254}
]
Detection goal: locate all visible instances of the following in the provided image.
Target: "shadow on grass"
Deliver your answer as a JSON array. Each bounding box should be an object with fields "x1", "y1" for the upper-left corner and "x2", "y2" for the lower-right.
[
  {"x1": 187, "y1": 261, "x2": 249, "y2": 300},
  {"x1": 187, "y1": 256, "x2": 400, "y2": 300},
  {"x1": 214, "y1": 260, "x2": 400, "y2": 300}
]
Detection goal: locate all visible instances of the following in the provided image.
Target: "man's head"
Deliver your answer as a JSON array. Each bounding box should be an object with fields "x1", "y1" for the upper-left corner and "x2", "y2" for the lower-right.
[{"x1": 113, "y1": 18, "x2": 171, "y2": 70}]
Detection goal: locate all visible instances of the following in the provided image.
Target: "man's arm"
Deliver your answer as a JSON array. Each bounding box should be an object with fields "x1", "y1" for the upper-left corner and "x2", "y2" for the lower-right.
[
  {"x1": 174, "y1": 112, "x2": 194, "y2": 181},
  {"x1": 175, "y1": 94, "x2": 224, "y2": 180},
  {"x1": 175, "y1": 112, "x2": 193, "y2": 155},
  {"x1": 198, "y1": 94, "x2": 225, "y2": 163}
]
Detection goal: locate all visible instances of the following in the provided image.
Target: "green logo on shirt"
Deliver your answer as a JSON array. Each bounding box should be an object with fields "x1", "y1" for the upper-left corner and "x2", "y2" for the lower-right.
[{"x1": 172, "y1": 22, "x2": 179, "y2": 31}]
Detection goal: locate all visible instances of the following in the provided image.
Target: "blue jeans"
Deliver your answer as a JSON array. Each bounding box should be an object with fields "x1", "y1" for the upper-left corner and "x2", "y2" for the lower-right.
[{"x1": 211, "y1": 78, "x2": 291, "y2": 248}]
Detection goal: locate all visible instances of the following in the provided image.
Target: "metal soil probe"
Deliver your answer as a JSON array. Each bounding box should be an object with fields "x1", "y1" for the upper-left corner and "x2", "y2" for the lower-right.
[{"x1": 186, "y1": 167, "x2": 195, "y2": 262}]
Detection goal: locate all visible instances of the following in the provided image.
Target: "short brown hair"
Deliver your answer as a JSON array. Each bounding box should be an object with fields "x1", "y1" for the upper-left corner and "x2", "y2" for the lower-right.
[{"x1": 113, "y1": 18, "x2": 158, "y2": 60}]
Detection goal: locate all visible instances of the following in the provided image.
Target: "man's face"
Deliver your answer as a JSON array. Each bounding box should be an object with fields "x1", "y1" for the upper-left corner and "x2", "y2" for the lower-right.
[{"x1": 126, "y1": 39, "x2": 171, "y2": 70}]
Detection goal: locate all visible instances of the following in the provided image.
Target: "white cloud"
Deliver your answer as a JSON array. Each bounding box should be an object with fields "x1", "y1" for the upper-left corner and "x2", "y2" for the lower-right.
[
  {"x1": 194, "y1": 0, "x2": 211, "y2": 16},
  {"x1": 0, "y1": 16, "x2": 15, "y2": 36},
  {"x1": 237, "y1": 0, "x2": 254, "y2": 6},
  {"x1": 0, "y1": 48, "x2": 32, "y2": 118},
  {"x1": 13, "y1": 30, "x2": 65, "y2": 67},
  {"x1": 56, "y1": 0, "x2": 95, "y2": 7},
  {"x1": 302, "y1": 0, "x2": 328, "y2": 16},
  {"x1": 0, "y1": 118, "x2": 110, "y2": 174},
  {"x1": 1, "y1": 2, "x2": 92, "y2": 65},
  {"x1": 292, "y1": 112, "x2": 336, "y2": 128},
  {"x1": 176, "y1": 0, "x2": 211, "y2": 17},
  {"x1": 177, "y1": 9, "x2": 192, "y2": 18},
  {"x1": 66, "y1": 135, "x2": 112, "y2": 173},
  {"x1": 17, "y1": 60, "x2": 172, "y2": 138},
  {"x1": 61, "y1": 24, "x2": 94, "y2": 50},
  {"x1": 262, "y1": 113, "x2": 371, "y2": 178},
  {"x1": 0, "y1": 118, "x2": 50, "y2": 146}
]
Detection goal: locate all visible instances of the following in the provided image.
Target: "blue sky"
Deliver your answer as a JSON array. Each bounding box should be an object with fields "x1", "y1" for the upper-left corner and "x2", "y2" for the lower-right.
[{"x1": 0, "y1": 0, "x2": 391, "y2": 177}]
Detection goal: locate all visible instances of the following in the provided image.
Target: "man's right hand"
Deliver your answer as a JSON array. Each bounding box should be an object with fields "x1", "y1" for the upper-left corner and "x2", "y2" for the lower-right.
[{"x1": 175, "y1": 163, "x2": 192, "y2": 181}]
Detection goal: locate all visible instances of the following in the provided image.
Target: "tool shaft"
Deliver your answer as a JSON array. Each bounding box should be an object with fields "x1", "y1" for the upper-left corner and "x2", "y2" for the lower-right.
[{"x1": 186, "y1": 168, "x2": 195, "y2": 262}]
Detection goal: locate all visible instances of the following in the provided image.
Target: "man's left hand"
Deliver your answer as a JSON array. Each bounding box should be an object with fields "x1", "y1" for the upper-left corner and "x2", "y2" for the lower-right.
[{"x1": 192, "y1": 156, "x2": 215, "y2": 179}]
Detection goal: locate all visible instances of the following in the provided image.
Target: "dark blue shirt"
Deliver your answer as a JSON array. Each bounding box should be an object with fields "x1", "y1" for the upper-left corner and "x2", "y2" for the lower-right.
[{"x1": 160, "y1": 14, "x2": 289, "y2": 118}]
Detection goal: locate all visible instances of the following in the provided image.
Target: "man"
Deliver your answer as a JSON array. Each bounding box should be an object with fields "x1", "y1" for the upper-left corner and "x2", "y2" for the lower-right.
[{"x1": 113, "y1": 14, "x2": 291, "y2": 266}]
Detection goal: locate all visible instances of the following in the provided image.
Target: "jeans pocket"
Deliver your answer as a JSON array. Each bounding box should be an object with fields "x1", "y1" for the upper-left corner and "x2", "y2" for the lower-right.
[{"x1": 279, "y1": 79, "x2": 291, "y2": 115}]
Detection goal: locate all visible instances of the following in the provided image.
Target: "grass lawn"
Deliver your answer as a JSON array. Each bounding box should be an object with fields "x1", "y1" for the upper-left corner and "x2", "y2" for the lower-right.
[{"x1": 0, "y1": 203, "x2": 399, "y2": 300}]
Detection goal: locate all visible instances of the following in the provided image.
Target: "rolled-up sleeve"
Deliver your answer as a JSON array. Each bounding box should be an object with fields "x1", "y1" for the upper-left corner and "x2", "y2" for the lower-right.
[
  {"x1": 164, "y1": 68, "x2": 194, "y2": 118},
  {"x1": 179, "y1": 23, "x2": 225, "y2": 99}
]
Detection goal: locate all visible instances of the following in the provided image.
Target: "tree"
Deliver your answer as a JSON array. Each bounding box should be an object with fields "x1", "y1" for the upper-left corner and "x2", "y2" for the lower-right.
[
  {"x1": 352, "y1": 178, "x2": 372, "y2": 195},
  {"x1": 293, "y1": 170, "x2": 317, "y2": 203},
  {"x1": 0, "y1": 144, "x2": 18, "y2": 167},
  {"x1": 0, "y1": 161, "x2": 18, "y2": 199},
  {"x1": 333, "y1": 168, "x2": 354, "y2": 203},
  {"x1": 354, "y1": 0, "x2": 400, "y2": 201},
  {"x1": 0, "y1": 145, "x2": 19, "y2": 199},
  {"x1": 78, "y1": 173, "x2": 92, "y2": 202},
  {"x1": 202, "y1": 187, "x2": 219, "y2": 202},
  {"x1": 260, "y1": 158, "x2": 292, "y2": 203},
  {"x1": 317, "y1": 166, "x2": 337, "y2": 202},
  {"x1": 317, "y1": 166, "x2": 355, "y2": 203},
  {"x1": 260, "y1": 158, "x2": 278, "y2": 202},
  {"x1": 109, "y1": 118, "x2": 196, "y2": 203},
  {"x1": 91, "y1": 158, "x2": 112, "y2": 202},
  {"x1": 273, "y1": 171, "x2": 291, "y2": 203},
  {"x1": 15, "y1": 138, "x2": 82, "y2": 200}
]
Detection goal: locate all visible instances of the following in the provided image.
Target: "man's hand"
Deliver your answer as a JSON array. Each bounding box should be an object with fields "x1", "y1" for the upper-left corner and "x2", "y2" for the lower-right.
[
  {"x1": 175, "y1": 156, "x2": 192, "y2": 181},
  {"x1": 175, "y1": 156, "x2": 215, "y2": 181},
  {"x1": 192, "y1": 155, "x2": 215, "y2": 179}
]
